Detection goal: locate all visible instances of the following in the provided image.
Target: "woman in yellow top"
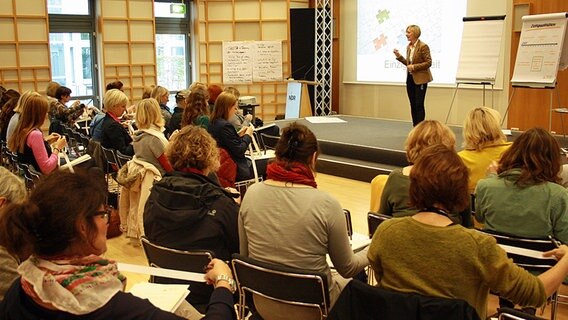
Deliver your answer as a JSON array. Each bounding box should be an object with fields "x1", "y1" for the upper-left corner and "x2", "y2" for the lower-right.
[{"x1": 458, "y1": 107, "x2": 511, "y2": 193}]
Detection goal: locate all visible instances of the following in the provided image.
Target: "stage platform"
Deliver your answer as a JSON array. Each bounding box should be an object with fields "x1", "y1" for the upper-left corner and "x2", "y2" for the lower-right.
[{"x1": 273, "y1": 115, "x2": 560, "y2": 183}]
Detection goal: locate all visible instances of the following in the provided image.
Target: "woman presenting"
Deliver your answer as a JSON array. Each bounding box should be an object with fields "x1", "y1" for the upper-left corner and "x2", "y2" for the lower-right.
[{"x1": 394, "y1": 25, "x2": 432, "y2": 126}]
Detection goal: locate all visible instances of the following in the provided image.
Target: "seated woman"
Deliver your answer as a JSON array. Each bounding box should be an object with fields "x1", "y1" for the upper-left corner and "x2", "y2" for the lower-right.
[
  {"x1": 0, "y1": 170, "x2": 237, "y2": 319},
  {"x1": 239, "y1": 123, "x2": 368, "y2": 319},
  {"x1": 368, "y1": 144, "x2": 568, "y2": 320},
  {"x1": 168, "y1": 89, "x2": 189, "y2": 133},
  {"x1": 0, "y1": 167, "x2": 27, "y2": 301},
  {"x1": 378, "y1": 120, "x2": 456, "y2": 218},
  {"x1": 0, "y1": 90, "x2": 20, "y2": 141},
  {"x1": 132, "y1": 98, "x2": 172, "y2": 175},
  {"x1": 144, "y1": 126, "x2": 240, "y2": 311},
  {"x1": 207, "y1": 84, "x2": 223, "y2": 113},
  {"x1": 475, "y1": 127, "x2": 568, "y2": 243},
  {"x1": 208, "y1": 92, "x2": 254, "y2": 181},
  {"x1": 458, "y1": 107, "x2": 511, "y2": 193},
  {"x1": 151, "y1": 85, "x2": 172, "y2": 130},
  {"x1": 182, "y1": 88, "x2": 210, "y2": 129},
  {"x1": 100, "y1": 89, "x2": 134, "y2": 156},
  {"x1": 8, "y1": 93, "x2": 67, "y2": 175},
  {"x1": 49, "y1": 86, "x2": 85, "y2": 134},
  {"x1": 225, "y1": 87, "x2": 280, "y2": 137}
]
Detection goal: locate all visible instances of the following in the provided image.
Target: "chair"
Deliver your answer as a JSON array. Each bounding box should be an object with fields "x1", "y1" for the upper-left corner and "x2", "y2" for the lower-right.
[
  {"x1": 231, "y1": 254, "x2": 330, "y2": 320},
  {"x1": 343, "y1": 209, "x2": 353, "y2": 239},
  {"x1": 369, "y1": 174, "x2": 389, "y2": 212},
  {"x1": 100, "y1": 145, "x2": 119, "y2": 174},
  {"x1": 367, "y1": 212, "x2": 391, "y2": 239},
  {"x1": 140, "y1": 236, "x2": 215, "y2": 312},
  {"x1": 260, "y1": 133, "x2": 279, "y2": 150},
  {"x1": 115, "y1": 150, "x2": 132, "y2": 168},
  {"x1": 497, "y1": 308, "x2": 546, "y2": 320},
  {"x1": 476, "y1": 230, "x2": 560, "y2": 319},
  {"x1": 140, "y1": 236, "x2": 214, "y2": 283}
]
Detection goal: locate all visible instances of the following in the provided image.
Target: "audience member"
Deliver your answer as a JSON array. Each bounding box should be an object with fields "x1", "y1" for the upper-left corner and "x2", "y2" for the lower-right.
[
  {"x1": 106, "y1": 81, "x2": 124, "y2": 92},
  {"x1": 144, "y1": 126, "x2": 239, "y2": 311},
  {"x1": 182, "y1": 89, "x2": 210, "y2": 129},
  {"x1": 49, "y1": 86, "x2": 85, "y2": 134},
  {"x1": 169, "y1": 89, "x2": 190, "y2": 133},
  {"x1": 475, "y1": 127, "x2": 568, "y2": 243},
  {"x1": 8, "y1": 93, "x2": 66, "y2": 175},
  {"x1": 458, "y1": 107, "x2": 511, "y2": 193},
  {"x1": 208, "y1": 92, "x2": 254, "y2": 181},
  {"x1": 0, "y1": 90, "x2": 20, "y2": 141},
  {"x1": 142, "y1": 85, "x2": 155, "y2": 99},
  {"x1": 225, "y1": 87, "x2": 251, "y2": 131},
  {"x1": 45, "y1": 82, "x2": 60, "y2": 99},
  {"x1": 207, "y1": 84, "x2": 223, "y2": 113},
  {"x1": 100, "y1": 89, "x2": 134, "y2": 156},
  {"x1": 151, "y1": 85, "x2": 172, "y2": 129},
  {"x1": 0, "y1": 167, "x2": 27, "y2": 301},
  {"x1": 368, "y1": 144, "x2": 568, "y2": 320},
  {"x1": 239, "y1": 123, "x2": 368, "y2": 319},
  {"x1": 6, "y1": 91, "x2": 35, "y2": 143},
  {"x1": 378, "y1": 120, "x2": 456, "y2": 218},
  {"x1": 0, "y1": 170, "x2": 237, "y2": 319},
  {"x1": 132, "y1": 98, "x2": 172, "y2": 175}
]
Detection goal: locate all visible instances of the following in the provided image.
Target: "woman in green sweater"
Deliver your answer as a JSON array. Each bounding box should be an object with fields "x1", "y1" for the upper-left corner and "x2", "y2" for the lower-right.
[{"x1": 368, "y1": 144, "x2": 568, "y2": 319}]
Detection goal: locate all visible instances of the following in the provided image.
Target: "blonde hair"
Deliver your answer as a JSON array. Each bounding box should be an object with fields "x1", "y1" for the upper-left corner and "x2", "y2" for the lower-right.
[
  {"x1": 407, "y1": 25, "x2": 421, "y2": 38},
  {"x1": 151, "y1": 86, "x2": 169, "y2": 102},
  {"x1": 142, "y1": 85, "x2": 155, "y2": 99},
  {"x1": 405, "y1": 120, "x2": 456, "y2": 164},
  {"x1": 45, "y1": 82, "x2": 61, "y2": 98},
  {"x1": 103, "y1": 89, "x2": 129, "y2": 114},
  {"x1": 13, "y1": 90, "x2": 37, "y2": 113},
  {"x1": 462, "y1": 107, "x2": 506, "y2": 151},
  {"x1": 8, "y1": 93, "x2": 48, "y2": 153},
  {"x1": 136, "y1": 98, "x2": 165, "y2": 129},
  {"x1": 0, "y1": 167, "x2": 26, "y2": 205},
  {"x1": 223, "y1": 86, "x2": 240, "y2": 99},
  {"x1": 167, "y1": 126, "x2": 220, "y2": 173}
]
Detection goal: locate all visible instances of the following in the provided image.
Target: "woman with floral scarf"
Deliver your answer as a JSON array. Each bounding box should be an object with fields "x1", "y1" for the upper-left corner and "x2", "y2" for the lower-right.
[{"x1": 0, "y1": 170, "x2": 236, "y2": 320}]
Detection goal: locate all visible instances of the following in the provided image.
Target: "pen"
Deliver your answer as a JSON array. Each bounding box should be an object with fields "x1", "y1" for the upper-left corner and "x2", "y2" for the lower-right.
[{"x1": 548, "y1": 235, "x2": 562, "y2": 248}]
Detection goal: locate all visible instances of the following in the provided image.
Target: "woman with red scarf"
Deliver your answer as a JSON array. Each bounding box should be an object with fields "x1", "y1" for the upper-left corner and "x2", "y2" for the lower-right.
[{"x1": 238, "y1": 123, "x2": 369, "y2": 320}]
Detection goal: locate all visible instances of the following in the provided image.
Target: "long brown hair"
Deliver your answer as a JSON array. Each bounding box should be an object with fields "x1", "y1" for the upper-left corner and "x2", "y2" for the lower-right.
[
  {"x1": 8, "y1": 92, "x2": 47, "y2": 153},
  {"x1": 498, "y1": 127, "x2": 561, "y2": 187},
  {"x1": 211, "y1": 92, "x2": 237, "y2": 123},
  {"x1": 181, "y1": 89, "x2": 209, "y2": 127}
]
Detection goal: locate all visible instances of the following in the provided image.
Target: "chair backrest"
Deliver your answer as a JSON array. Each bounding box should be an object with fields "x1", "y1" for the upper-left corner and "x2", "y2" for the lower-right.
[
  {"x1": 367, "y1": 212, "x2": 391, "y2": 239},
  {"x1": 498, "y1": 307, "x2": 546, "y2": 320},
  {"x1": 140, "y1": 236, "x2": 214, "y2": 283},
  {"x1": 100, "y1": 145, "x2": 119, "y2": 172},
  {"x1": 343, "y1": 209, "x2": 353, "y2": 239},
  {"x1": 260, "y1": 133, "x2": 279, "y2": 150},
  {"x1": 476, "y1": 230, "x2": 557, "y2": 272},
  {"x1": 231, "y1": 254, "x2": 330, "y2": 319},
  {"x1": 115, "y1": 150, "x2": 132, "y2": 168}
]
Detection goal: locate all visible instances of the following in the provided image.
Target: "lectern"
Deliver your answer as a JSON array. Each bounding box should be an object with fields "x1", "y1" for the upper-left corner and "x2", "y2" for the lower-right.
[{"x1": 285, "y1": 80, "x2": 317, "y2": 119}]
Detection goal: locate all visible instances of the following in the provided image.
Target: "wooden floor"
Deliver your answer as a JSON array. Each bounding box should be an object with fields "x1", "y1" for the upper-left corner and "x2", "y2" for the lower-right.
[{"x1": 105, "y1": 173, "x2": 568, "y2": 319}]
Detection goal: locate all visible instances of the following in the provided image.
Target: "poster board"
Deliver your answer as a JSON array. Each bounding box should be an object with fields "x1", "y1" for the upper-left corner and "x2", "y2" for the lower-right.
[
  {"x1": 456, "y1": 15, "x2": 506, "y2": 84},
  {"x1": 511, "y1": 12, "x2": 568, "y2": 88},
  {"x1": 222, "y1": 41, "x2": 283, "y2": 84}
]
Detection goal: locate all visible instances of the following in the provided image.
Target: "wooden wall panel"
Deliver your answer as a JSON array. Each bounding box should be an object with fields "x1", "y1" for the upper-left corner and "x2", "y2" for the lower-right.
[
  {"x1": 197, "y1": 0, "x2": 310, "y2": 121},
  {"x1": 508, "y1": 0, "x2": 568, "y2": 133},
  {"x1": 0, "y1": 0, "x2": 51, "y2": 93},
  {"x1": 99, "y1": 0, "x2": 156, "y2": 103}
]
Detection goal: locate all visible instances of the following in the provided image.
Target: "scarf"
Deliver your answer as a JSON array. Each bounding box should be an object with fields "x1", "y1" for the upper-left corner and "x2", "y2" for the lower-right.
[
  {"x1": 266, "y1": 161, "x2": 317, "y2": 188},
  {"x1": 138, "y1": 125, "x2": 169, "y2": 147},
  {"x1": 19, "y1": 255, "x2": 125, "y2": 315}
]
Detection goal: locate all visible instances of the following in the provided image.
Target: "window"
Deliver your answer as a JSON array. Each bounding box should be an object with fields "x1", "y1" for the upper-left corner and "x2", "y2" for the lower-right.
[
  {"x1": 155, "y1": 0, "x2": 192, "y2": 97},
  {"x1": 48, "y1": 0, "x2": 98, "y2": 106}
]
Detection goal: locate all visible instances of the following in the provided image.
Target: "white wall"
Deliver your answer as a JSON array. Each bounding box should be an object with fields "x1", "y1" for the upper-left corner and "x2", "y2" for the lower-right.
[{"x1": 339, "y1": 0, "x2": 512, "y2": 126}]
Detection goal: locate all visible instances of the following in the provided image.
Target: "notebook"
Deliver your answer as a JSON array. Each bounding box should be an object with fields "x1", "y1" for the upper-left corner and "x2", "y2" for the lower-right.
[{"x1": 129, "y1": 283, "x2": 190, "y2": 312}]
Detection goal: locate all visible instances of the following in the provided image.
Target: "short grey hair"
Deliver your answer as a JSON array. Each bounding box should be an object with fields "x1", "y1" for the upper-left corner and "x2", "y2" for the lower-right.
[{"x1": 0, "y1": 167, "x2": 26, "y2": 205}]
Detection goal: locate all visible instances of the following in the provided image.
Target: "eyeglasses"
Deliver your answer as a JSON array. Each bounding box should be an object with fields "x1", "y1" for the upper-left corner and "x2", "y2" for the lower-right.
[{"x1": 92, "y1": 205, "x2": 112, "y2": 225}]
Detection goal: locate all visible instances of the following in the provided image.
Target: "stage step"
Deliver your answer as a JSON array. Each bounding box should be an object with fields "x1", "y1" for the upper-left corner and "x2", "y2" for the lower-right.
[
  {"x1": 317, "y1": 155, "x2": 400, "y2": 182},
  {"x1": 316, "y1": 139, "x2": 407, "y2": 182}
]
